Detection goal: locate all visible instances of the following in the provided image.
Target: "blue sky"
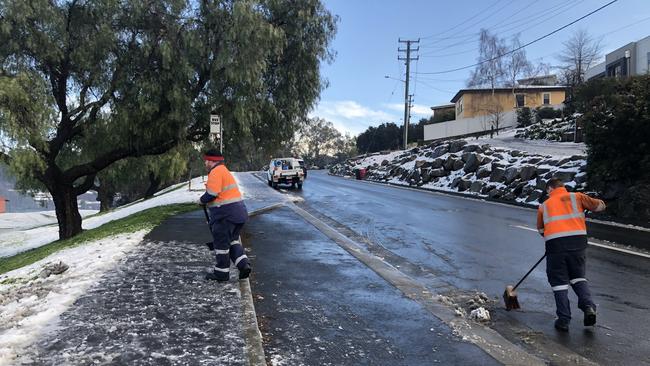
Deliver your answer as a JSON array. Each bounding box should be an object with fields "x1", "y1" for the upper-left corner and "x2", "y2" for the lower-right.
[{"x1": 311, "y1": 0, "x2": 650, "y2": 136}]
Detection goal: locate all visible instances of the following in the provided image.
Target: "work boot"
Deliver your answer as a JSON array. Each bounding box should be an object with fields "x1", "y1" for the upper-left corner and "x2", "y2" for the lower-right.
[
  {"x1": 583, "y1": 306, "x2": 597, "y2": 326},
  {"x1": 554, "y1": 318, "x2": 570, "y2": 332},
  {"x1": 205, "y1": 271, "x2": 229, "y2": 282},
  {"x1": 239, "y1": 263, "x2": 252, "y2": 280}
]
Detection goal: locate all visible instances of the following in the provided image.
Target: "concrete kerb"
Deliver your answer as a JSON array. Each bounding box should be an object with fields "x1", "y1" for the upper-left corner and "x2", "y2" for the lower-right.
[
  {"x1": 239, "y1": 277, "x2": 266, "y2": 366},
  {"x1": 238, "y1": 203, "x2": 285, "y2": 366}
]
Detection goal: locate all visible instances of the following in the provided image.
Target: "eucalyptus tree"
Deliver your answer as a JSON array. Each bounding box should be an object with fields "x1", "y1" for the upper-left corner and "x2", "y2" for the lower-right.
[{"x1": 0, "y1": 0, "x2": 336, "y2": 238}]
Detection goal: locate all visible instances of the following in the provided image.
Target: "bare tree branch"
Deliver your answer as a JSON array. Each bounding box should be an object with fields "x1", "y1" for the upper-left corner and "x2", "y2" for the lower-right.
[{"x1": 557, "y1": 29, "x2": 602, "y2": 85}]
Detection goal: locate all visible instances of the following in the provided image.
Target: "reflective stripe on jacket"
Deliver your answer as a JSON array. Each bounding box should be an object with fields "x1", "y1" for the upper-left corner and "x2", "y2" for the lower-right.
[
  {"x1": 537, "y1": 187, "x2": 589, "y2": 241},
  {"x1": 205, "y1": 164, "x2": 243, "y2": 208}
]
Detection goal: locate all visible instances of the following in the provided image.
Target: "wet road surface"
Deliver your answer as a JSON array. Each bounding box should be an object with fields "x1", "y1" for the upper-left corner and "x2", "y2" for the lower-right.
[
  {"x1": 245, "y1": 206, "x2": 500, "y2": 365},
  {"x1": 261, "y1": 171, "x2": 650, "y2": 366}
]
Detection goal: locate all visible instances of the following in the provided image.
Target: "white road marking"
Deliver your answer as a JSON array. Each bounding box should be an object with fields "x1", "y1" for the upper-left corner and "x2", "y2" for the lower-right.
[
  {"x1": 330, "y1": 174, "x2": 649, "y2": 233},
  {"x1": 512, "y1": 225, "x2": 650, "y2": 259}
]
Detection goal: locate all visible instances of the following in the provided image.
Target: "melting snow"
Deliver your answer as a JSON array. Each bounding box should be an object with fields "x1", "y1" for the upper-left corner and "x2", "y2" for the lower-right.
[{"x1": 0, "y1": 230, "x2": 148, "y2": 364}]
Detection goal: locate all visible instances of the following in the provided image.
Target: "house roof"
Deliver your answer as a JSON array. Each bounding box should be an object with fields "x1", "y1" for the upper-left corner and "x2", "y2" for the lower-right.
[
  {"x1": 450, "y1": 85, "x2": 568, "y2": 103},
  {"x1": 430, "y1": 103, "x2": 455, "y2": 110}
]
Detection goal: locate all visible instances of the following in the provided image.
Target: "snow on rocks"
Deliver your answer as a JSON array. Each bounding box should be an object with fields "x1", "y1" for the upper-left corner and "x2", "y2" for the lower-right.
[
  {"x1": 515, "y1": 117, "x2": 576, "y2": 142},
  {"x1": 330, "y1": 139, "x2": 588, "y2": 205},
  {"x1": 38, "y1": 262, "x2": 69, "y2": 279},
  {"x1": 469, "y1": 307, "x2": 491, "y2": 323},
  {"x1": 436, "y1": 294, "x2": 455, "y2": 307},
  {"x1": 454, "y1": 307, "x2": 467, "y2": 317},
  {"x1": 466, "y1": 292, "x2": 489, "y2": 311}
]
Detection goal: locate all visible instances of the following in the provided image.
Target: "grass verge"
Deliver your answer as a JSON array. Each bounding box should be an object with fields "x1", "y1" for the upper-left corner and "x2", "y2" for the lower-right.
[{"x1": 0, "y1": 203, "x2": 197, "y2": 276}]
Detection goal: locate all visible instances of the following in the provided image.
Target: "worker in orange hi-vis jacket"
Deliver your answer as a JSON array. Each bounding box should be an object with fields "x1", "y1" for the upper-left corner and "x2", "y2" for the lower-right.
[
  {"x1": 199, "y1": 149, "x2": 251, "y2": 282},
  {"x1": 537, "y1": 178, "x2": 606, "y2": 332}
]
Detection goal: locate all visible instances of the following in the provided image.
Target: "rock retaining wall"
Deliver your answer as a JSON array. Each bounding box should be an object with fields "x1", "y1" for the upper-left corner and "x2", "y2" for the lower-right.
[{"x1": 330, "y1": 140, "x2": 587, "y2": 205}]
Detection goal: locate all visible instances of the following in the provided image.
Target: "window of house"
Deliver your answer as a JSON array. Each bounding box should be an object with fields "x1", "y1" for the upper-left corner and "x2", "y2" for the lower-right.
[
  {"x1": 614, "y1": 65, "x2": 622, "y2": 78},
  {"x1": 516, "y1": 94, "x2": 525, "y2": 108},
  {"x1": 543, "y1": 93, "x2": 550, "y2": 105},
  {"x1": 456, "y1": 98, "x2": 463, "y2": 115}
]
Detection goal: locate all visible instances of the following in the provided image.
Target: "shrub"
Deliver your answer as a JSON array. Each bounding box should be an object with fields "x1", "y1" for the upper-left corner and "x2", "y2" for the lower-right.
[
  {"x1": 516, "y1": 107, "x2": 533, "y2": 127},
  {"x1": 578, "y1": 75, "x2": 650, "y2": 222},
  {"x1": 536, "y1": 106, "x2": 562, "y2": 120}
]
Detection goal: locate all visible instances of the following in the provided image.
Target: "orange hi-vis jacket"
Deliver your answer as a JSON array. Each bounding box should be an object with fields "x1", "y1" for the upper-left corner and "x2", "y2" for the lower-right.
[
  {"x1": 537, "y1": 187, "x2": 604, "y2": 241},
  {"x1": 205, "y1": 164, "x2": 243, "y2": 208}
]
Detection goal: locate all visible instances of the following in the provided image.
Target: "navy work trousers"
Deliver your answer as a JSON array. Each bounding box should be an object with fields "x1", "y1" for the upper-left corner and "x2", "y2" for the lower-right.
[
  {"x1": 546, "y1": 248, "x2": 595, "y2": 321},
  {"x1": 210, "y1": 218, "x2": 250, "y2": 281}
]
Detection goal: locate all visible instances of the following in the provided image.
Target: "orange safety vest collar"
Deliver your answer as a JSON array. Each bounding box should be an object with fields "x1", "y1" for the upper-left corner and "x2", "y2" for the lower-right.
[{"x1": 540, "y1": 187, "x2": 587, "y2": 241}]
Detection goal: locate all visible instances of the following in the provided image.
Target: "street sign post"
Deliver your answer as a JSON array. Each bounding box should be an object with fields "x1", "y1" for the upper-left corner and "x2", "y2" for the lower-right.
[
  {"x1": 210, "y1": 114, "x2": 220, "y2": 134},
  {"x1": 210, "y1": 114, "x2": 223, "y2": 153}
]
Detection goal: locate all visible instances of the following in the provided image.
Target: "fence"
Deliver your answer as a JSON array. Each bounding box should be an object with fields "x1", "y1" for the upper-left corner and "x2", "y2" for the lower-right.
[{"x1": 423, "y1": 110, "x2": 517, "y2": 141}]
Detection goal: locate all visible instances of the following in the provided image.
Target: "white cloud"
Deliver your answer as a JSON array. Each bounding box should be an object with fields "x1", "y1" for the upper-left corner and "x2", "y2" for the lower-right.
[
  {"x1": 309, "y1": 100, "x2": 400, "y2": 136},
  {"x1": 410, "y1": 104, "x2": 434, "y2": 116},
  {"x1": 384, "y1": 103, "x2": 432, "y2": 117}
]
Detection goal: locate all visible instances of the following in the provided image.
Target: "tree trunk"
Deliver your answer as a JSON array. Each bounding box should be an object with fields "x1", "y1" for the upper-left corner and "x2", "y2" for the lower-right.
[
  {"x1": 52, "y1": 183, "x2": 83, "y2": 239},
  {"x1": 96, "y1": 186, "x2": 115, "y2": 213},
  {"x1": 144, "y1": 171, "x2": 161, "y2": 199}
]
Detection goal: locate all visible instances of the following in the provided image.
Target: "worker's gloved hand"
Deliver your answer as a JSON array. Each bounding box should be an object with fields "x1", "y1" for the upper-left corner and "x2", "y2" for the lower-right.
[{"x1": 198, "y1": 199, "x2": 206, "y2": 206}]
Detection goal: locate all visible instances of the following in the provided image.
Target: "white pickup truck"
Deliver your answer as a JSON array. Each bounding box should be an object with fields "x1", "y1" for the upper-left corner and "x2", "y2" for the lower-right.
[{"x1": 267, "y1": 158, "x2": 304, "y2": 189}]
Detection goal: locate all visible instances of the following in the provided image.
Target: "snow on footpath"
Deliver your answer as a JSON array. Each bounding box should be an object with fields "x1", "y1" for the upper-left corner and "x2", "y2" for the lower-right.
[
  {"x1": 0, "y1": 172, "x2": 263, "y2": 365},
  {"x1": 0, "y1": 230, "x2": 149, "y2": 365}
]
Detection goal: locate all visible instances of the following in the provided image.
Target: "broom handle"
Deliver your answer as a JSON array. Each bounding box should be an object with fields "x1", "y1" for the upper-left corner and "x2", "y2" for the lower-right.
[
  {"x1": 513, "y1": 253, "x2": 546, "y2": 291},
  {"x1": 202, "y1": 205, "x2": 210, "y2": 224}
]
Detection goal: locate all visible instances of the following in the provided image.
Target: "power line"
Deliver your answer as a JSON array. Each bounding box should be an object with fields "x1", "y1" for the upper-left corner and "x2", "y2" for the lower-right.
[
  {"x1": 601, "y1": 14, "x2": 650, "y2": 36},
  {"x1": 419, "y1": 1, "x2": 583, "y2": 59},
  {"x1": 416, "y1": 80, "x2": 457, "y2": 94},
  {"x1": 420, "y1": 0, "x2": 516, "y2": 45},
  {"x1": 420, "y1": 0, "x2": 533, "y2": 46},
  {"x1": 420, "y1": 0, "x2": 583, "y2": 54},
  {"x1": 522, "y1": 15, "x2": 650, "y2": 67},
  {"x1": 420, "y1": 0, "x2": 505, "y2": 40},
  {"x1": 414, "y1": 77, "x2": 467, "y2": 83},
  {"x1": 416, "y1": 0, "x2": 619, "y2": 75}
]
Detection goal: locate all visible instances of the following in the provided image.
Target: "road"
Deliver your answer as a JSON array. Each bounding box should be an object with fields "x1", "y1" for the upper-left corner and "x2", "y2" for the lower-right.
[{"x1": 250, "y1": 170, "x2": 650, "y2": 365}]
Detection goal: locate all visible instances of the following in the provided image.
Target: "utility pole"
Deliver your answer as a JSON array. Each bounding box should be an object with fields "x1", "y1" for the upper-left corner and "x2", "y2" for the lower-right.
[
  {"x1": 398, "y1": 38, "x2": 419, "y2": 150},
  {"x1": 408, "y1": 94, "x2": 414, "y2": 140}
]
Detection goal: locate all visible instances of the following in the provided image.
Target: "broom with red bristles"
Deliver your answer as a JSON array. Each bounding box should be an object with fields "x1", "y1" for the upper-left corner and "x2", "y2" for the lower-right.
[{"x1": 503, "y1": 253, "x2": 546, "y2": 310}]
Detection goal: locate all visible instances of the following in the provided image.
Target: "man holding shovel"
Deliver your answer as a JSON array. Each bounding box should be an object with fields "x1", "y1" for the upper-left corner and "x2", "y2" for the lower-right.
[
  {"x1": 537, "y1": 178, "x2": 606, "y2": 331},
  {"x1": 199, "y1": 149, "x2": 251, "y2": 282}
]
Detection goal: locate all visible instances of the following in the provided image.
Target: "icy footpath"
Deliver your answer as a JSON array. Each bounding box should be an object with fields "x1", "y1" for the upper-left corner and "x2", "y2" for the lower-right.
[
  {"x1": 0, "y1": 172, "x2": 271, "y2": 365},
  {"x1": 0, "y1": 230, "x2": 149, "y2": 365}
]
